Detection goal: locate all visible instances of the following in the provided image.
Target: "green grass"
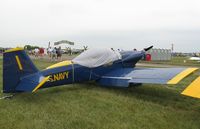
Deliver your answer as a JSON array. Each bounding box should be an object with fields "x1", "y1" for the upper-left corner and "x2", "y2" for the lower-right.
[
  {"x1": 141, "y1": 56, "x2": 200, "y2": 67},
  {"x1": 0, "y1": 57, "x2": 200, "y2": 129}
]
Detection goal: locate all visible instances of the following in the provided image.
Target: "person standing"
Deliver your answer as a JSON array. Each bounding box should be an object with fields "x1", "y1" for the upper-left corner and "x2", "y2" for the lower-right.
[
  {"x1": 57, "y1": 46, "x2": 62, "y2": 61},
  {"x1": 34, "y1": 48, "x2": 39, "y2": 58},
  {"x1": 51, "y1": 47, "x2": 57, "y2": 61},
  {"x1": 48, "y1": 47, "x2": 52, "y2": 58},
  {"x1": 39, "y1": 48, "x2": 44, "y2": 58}
]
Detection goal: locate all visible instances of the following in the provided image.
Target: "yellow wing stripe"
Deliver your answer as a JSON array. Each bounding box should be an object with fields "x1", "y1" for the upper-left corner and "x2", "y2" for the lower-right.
[
  {"x1": 15, "y1": 55, "x2": 23, "y2": 70},
  {"x1": 181, "y1": 76, "x2": 200, "y2": 99},
  {"x1": 167, "y1": 68, "x2": 198, "y2": 84},
  {"x1": 32, "y1": 76, "x2": 50, "y2": 93},
  {"x1": 5, "y1": 47, "x2": 24, "y2": 53}
]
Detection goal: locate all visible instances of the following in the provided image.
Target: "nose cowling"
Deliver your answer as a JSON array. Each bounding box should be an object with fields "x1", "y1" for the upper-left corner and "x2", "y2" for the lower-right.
[{"x1": 122, "y1": 51, "x2": 145, "y2": 67}]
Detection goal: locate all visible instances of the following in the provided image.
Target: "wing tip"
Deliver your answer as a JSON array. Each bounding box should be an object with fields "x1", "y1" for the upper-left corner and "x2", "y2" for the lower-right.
[{"x1": 167, "y1": 68, "x2": 199, "y2": 85}]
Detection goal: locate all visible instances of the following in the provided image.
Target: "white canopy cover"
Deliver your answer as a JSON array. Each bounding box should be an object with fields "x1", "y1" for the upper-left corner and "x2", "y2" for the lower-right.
[{"x1": 72, "y1": 48, "x2": 122, "y2": 68}]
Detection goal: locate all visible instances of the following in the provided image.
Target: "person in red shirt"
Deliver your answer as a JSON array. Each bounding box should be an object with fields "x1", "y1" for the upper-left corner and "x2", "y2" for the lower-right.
[{"x1": 39, "y1": 48, "x2": 44, "y2": 57}]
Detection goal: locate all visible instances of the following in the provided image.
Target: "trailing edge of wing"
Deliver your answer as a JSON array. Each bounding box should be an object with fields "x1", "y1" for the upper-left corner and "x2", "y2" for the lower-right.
[{"x1": 181, "y1": 76, "x2": 200, "y2": 99}]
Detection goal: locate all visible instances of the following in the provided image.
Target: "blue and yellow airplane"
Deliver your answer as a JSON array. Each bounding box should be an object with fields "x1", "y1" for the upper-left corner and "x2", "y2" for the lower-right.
[{"x1": 2, "y1": 46, "x2": 200, "y2": 99}]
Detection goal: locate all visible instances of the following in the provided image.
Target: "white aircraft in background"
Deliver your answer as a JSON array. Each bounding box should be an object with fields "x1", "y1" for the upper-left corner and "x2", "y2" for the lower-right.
[{"x1": 189, "y1": 57, "x2": 200, "y2": 62}]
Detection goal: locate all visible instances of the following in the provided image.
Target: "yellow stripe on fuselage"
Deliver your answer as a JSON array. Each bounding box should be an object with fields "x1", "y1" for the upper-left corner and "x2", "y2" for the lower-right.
[
  {"x1": 181, "y1": 76, "x2": 200, "y2": 99},
  {"x1": 15, "y1": 55, "x2": 23, "y2": 70},
  {"x1": 46, "y1": 60, "x2": 72, "y2": 69},
  {"x1": 167, "y1": 68, "x2": 198, "y2": 84},
  {"x1": 32, "y1": 76, "x2": 50, "y2": 92}
]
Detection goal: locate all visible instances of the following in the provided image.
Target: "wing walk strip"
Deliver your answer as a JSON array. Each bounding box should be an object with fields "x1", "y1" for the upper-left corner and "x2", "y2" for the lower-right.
[
  {"x1": 181, "y1": 76, "x2": 200, "y2": 99},
  {"x1": 32, "y1": 76, "x2": 50, "y2": 92},
  {"x1": 167, "y1": 68, "x2": 198, "y2": 84}
]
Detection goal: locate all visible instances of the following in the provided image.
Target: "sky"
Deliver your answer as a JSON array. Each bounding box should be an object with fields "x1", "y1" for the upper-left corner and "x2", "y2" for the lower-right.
[{"x1": 0, "y1": 0, "x2": 200, "y2": 52}]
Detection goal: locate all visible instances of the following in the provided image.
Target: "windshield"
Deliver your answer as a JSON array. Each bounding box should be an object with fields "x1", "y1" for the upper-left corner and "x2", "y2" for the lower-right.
[{"x1": 72, "y1": 48, "x2": 122, "y2": 68}]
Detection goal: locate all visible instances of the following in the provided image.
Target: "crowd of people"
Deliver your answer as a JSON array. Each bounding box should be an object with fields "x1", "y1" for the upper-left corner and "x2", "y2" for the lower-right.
[
  {"x1": 33, "y1": 47, "x2": 45, "y2": 57},
  {"x1": 33, "y1": 46, "x2": 62, "y2": 61},
  {"x1": 47, "y1": 47, "x2": 62, "y2": 61}
]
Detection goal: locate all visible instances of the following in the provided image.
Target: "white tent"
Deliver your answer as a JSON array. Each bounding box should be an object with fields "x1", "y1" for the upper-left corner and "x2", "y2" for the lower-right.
[{"x1": 72, "y1": 48, "x2": 122, "y2": 68}]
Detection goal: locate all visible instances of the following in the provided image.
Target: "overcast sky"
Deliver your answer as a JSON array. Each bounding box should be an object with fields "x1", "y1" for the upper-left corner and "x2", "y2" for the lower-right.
[{"x1": 0, "y1": 0, "x2": 200, "y2": 52}]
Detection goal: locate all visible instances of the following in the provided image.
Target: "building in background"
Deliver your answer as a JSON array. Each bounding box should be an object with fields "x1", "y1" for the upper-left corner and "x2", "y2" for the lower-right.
[{"x1": 146, "y1": 48, "x2": 172, "y2": 61}]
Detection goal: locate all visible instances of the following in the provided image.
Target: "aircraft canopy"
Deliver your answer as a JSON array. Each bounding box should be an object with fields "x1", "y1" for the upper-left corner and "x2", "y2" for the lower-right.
[{"x1": 72, "y1": 48, "x2": 122, "y2": 68}]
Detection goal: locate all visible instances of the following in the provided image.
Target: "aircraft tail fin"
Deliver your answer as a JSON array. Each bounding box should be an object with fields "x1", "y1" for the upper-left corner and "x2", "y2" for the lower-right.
[{"x1": 3, "y1": 48, "x2": 39, "y2": 93}]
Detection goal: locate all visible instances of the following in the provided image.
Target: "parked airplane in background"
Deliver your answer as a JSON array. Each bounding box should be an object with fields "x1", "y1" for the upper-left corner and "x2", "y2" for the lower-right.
[
  {"x1": 189, "y1": 57, "x2": 200, "y2": 62},
  {"x1": 2, "y1": 46, "x2": 200, "y2": 99}
]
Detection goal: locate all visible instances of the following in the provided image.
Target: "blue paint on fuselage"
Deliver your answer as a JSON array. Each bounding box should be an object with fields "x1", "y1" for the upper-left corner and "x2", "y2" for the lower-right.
[
  {"x1": 120, "y1": 51, "x2": 145, "y2": 67},
  {"x1": 39, "y1": 50, "x2": 145, "y2": 89}
]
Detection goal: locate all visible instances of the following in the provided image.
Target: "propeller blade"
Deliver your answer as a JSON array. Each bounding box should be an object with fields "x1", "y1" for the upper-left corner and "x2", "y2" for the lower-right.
[{"x1": 144, "y1": 46, "x2": 153, "y2": 51}]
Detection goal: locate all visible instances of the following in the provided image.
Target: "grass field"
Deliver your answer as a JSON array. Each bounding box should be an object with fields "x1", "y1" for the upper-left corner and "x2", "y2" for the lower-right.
[
  {"x1": 1, "y1": 57, "x2": 200, "y2": 129},
  {"x1": 141, "y1": 56, "x2": 200, "y2": 67}
]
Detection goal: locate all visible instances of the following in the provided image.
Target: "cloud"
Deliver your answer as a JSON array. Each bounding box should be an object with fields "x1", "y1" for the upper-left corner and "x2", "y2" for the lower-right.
[{"x1": 0, "y1": 0, "x2": 200, "y2": 52}]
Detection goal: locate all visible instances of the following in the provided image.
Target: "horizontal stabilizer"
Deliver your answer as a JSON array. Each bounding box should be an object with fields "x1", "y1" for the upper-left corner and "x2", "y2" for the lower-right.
[
  {"x1": 181, "y1": 77, "x2": 200, "y2": 99},
  {"x1": 15, "y1": 73, "x2": 49, "y2": 92}
]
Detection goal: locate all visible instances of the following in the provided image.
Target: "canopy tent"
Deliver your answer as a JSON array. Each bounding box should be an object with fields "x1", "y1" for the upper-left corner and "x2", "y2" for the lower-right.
[
  {"x1": 72, "y1": 48, "x2": 122, "y2": 68},
  {"x1": 54, "y1": 40, "x2": 74, "y2": 46}
]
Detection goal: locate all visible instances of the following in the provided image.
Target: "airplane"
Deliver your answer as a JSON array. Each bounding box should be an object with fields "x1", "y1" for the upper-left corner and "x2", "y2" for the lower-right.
[
  {"x1": 189, "y1": 57, "x2": 200, "y2": 62},
  {"x1": 2, "y1": 46, "x2": 200, "y2": 99}
]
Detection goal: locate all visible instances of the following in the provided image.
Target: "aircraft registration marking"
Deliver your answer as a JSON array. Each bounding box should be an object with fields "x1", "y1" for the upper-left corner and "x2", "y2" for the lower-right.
[{"x1": 49, "y1": 71, "x2": 69, "y2": 82}]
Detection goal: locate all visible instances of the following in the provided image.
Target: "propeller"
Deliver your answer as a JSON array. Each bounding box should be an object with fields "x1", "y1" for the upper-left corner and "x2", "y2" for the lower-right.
[{"x1": 144, "y1": 45, "x2": 153, "y2": 51}]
